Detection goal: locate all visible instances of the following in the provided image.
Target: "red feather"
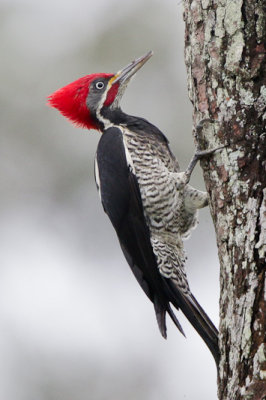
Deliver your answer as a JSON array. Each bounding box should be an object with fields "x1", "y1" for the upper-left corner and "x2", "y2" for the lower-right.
[
  {"x1": 104, "y1": 82, "x2": 119, "y2": 107},
  {"x1": 47, "y1": 73, "x2": 113, "y2": 130}
]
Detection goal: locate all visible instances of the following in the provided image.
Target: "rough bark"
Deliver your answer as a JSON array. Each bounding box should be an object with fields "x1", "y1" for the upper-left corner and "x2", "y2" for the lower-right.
[{"x1": 182, "y1": 1, "x2": 265, "y2": 399}]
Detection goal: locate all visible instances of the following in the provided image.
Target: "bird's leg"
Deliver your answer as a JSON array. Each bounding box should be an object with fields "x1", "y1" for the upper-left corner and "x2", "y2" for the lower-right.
[
  {"x1": 182, "y1": 117, "x2": 226, "y2": 184},
  {"x1": 183, "y1": 145, "x2": 224, "y2": 185},
  {"x1": 181, "y1": 144, "x2": 224, "y2": 212}
]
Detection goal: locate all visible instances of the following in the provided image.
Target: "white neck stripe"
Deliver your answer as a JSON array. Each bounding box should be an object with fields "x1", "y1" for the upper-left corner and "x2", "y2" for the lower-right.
[{"x1": 96, "y1": 85, "x2": 115, "y2": 130}]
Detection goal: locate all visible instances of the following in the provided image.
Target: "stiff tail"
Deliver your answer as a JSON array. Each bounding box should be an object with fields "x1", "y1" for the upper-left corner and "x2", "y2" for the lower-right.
[
  {"x1": 166, "y1": 281, "x2": 220, "y2": 366},
  {"x1": 154, "y1": 296, "x2": 185, "y2": 339}
]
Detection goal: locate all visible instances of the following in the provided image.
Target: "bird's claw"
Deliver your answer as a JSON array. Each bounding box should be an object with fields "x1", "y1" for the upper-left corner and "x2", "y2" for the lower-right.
[
  {"x1": 184, "y1": 144, "x2": 226, "y2": 184},
  {"x1": 194, "y1": 118, "x2": 214, "y2": 135},
  {"x1": 194, "y1": 144, "x2": 225, "y2": 159}
]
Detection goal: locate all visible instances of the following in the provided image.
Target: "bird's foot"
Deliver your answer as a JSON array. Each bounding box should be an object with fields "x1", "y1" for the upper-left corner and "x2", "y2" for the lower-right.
[{"x1": 184, "y1": 144, "x2": 225, "y2": 184}]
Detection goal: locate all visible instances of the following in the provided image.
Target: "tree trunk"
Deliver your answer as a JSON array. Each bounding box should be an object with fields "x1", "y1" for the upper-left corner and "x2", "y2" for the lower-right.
[{"x1": 182, "y1": 1, "x2": 265, "y2": 399}]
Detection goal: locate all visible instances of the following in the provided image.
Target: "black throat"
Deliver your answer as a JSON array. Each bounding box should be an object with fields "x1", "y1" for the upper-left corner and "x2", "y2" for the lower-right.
[{"x1": 100, "y1": 106, "x2": 126, "y2": 128}]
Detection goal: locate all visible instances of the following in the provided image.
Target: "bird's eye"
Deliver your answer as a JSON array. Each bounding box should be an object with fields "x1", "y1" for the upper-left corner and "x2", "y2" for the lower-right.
[{"x1": 95, "y1": 81, "x2": 105, "y2": 90}]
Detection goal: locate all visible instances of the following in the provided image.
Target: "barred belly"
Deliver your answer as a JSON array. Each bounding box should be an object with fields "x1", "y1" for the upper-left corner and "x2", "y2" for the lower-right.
[{"x1": 123, "y1": 128, "x2": 194, "y2": 292}]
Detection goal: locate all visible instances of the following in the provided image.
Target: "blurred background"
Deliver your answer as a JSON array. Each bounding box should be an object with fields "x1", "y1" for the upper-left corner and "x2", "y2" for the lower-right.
[{"x1": 0, "y1": 0, "x2": 220, "y2": 398}]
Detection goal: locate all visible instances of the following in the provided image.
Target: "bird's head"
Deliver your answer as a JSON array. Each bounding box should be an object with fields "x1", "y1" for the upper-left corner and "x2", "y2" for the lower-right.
[{"x1": 48, "y1": 51, "x2": 153, "y2": 131}]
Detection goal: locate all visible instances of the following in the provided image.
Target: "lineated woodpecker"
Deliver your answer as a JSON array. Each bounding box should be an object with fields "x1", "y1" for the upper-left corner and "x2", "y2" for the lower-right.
[{"x1": 48, "y1": 51, "x2": 220, "y2": 365}]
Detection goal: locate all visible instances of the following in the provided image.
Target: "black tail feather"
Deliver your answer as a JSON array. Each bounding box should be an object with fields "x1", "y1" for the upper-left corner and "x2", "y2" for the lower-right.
[
  {"x1": 166, "y1": 280, "x2": 220, "y2": 366},
  {"x1": 167, "y1": 304, "x2": 186, "y2": 337},
  {"x1": 154, "y1": 296, "x2": 167, "y2": 338},
  {"x1": 154, "y1": 297, "x2": 186, "y2": 339}
]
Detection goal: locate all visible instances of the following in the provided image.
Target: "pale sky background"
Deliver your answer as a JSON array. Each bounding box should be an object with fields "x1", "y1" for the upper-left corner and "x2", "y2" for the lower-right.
[{"x1": 0, "y1": 0, "x2": 220, "y2": 398}]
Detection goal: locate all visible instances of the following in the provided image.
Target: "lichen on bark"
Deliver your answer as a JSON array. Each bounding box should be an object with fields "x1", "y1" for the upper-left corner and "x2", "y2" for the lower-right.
[{"x1": 182, "y1": 1, "x2": 266, "y2": 399}]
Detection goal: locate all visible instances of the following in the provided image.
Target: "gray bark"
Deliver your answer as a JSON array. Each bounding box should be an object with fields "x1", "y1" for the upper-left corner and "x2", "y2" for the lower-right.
[{"x1": 182, "y1": 1, "x2": 266, "y2": 399}]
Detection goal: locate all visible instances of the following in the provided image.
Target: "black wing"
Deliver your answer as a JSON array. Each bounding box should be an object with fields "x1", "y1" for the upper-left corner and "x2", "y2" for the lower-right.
[{"x1": 95, "y1": 126, "x2": 183, "y2": 338}]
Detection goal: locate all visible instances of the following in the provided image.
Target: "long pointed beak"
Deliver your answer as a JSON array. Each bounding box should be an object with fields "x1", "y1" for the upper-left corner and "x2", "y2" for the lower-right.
[{"x1": 113, "y1": 51, "x2": 153, "y2": 84}]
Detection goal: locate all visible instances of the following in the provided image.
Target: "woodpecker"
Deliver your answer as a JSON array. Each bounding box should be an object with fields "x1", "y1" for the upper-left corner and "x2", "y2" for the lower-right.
[{"x1": 48, "y1": 51, "x2": 220, "y2": 365}]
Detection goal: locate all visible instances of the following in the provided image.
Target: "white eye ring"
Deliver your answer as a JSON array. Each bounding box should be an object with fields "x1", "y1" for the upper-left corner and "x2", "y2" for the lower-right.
[{"x1": 96, "y1": 81, "x2": 104, "y2": 90}]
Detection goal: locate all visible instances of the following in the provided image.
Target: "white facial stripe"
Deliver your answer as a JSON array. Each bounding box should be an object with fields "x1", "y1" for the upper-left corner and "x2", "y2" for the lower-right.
[
  {"x1": 95, "y1": 81, "x2": 115, "y2": 130},
  {"x1": 123, "y1": 132, "x2": 136, "y2": 174},
  {"x1": 94, "y1": 157, "x2": 102, "y2": 201}
]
